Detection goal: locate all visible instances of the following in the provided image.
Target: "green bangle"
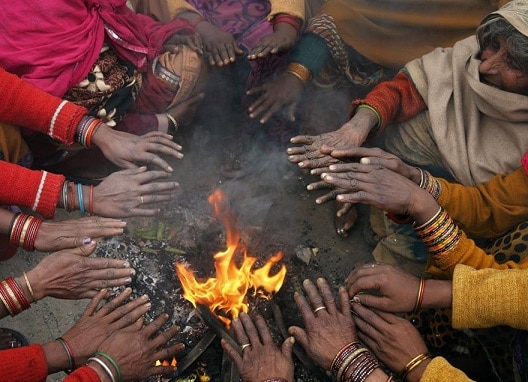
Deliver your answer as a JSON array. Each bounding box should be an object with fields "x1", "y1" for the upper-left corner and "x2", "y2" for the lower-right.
[
  {"x1": 94, "y1": 352, "x2": 122, "y2": 382},
  {"x1": 356, "y1": 104, "x2": 381, "y2": 134}
]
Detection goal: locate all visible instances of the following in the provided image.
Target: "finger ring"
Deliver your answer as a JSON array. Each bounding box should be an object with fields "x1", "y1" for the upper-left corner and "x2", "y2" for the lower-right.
[
  {"x1": 314, "y1": 306, "x2": 327, "y2": 313},
  {"x1": 240, "y1": 343, "x2": 251, "y2": 351},
  {"x1": 140, "y1": 195, "x2": 144, "y2": 204}
]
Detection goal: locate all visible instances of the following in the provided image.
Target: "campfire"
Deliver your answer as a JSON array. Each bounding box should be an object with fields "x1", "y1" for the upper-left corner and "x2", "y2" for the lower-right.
[{"x1": 176, "y1": 189, "x2": 287, "y2": 326}]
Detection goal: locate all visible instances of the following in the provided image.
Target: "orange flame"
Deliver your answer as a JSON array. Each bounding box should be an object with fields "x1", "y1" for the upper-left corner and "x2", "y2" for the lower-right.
[
  {"x1": 176, "y1": 189, "x2": 287, "y2": 326},
  {"x1": 155, "y1": 357, "x2": 177, "y2": 367}
]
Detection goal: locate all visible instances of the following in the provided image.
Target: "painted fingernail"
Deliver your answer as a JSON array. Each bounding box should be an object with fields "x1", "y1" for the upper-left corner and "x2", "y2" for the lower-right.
[
  {"x1": 125, "y1": 277, "x2": 132, "y2": 283},
  {"x1": 83, "y1": 238, "x2": 94, "y2": 245},
  {"x1": 352, "y1": 296, "x2": 361, "y2": 303}
]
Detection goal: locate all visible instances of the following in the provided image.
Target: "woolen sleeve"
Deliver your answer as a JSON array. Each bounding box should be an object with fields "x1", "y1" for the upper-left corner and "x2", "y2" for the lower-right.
[
  {"x1": 64, "y1": 366, "x2": 102, "y2": 382},
  {"x1": 0, "y1": 344, "x2": 49, "y2": 382},
  {"x1": 420, "y1": 357, "x2": 474, "y2": 382},
  {"x1": 350, "y1": 71, "x2": 427, "y2": 132},
  {"x1": 437, "y1": 166, "x2": 528, "y2": 238},
  {"x1": 0, "y1": 67, "x2": 85, "y2": 145},
  {"x1": 0, "y1": 161, "x2": 64, "y2": 219},
  {"x1": 451, "y1": 264, "x2": 528, "y2": 330},
  {"x1": 269, "y1": 0, "x2": 305, "y2": 22}
]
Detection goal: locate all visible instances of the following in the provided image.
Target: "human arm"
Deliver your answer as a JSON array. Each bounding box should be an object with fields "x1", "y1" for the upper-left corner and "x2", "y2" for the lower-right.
[
  {"x1": 0, "y1": 244, "x2": 134, "y2": 319},
  {"x1": 288, "y1": 278, "x2": 388, "y2": 381},
  {"x1": 352, "y1": 303, "x2": 471, "y2": 382},
  {"x1": 221, "y1": 313, "x2": 295, "y2": 382}
]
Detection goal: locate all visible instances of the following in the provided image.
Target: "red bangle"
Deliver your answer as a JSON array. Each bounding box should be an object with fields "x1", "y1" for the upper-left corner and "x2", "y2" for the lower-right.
[
  {"x1": 5, "y1": 277, "x2": 30, "y2": 311},
  {"x1": 23, "y1": 217, "x2": 42, "y2": 251},
  {"x1": 273, "y1": 15, "x2": 301, "y2": 33},
  {"x1": 10, "y1": 214, "x2": 29, "y2": 247},
  {"x1": 89, "y1": 185, "x2": 94, "y2": 215}
]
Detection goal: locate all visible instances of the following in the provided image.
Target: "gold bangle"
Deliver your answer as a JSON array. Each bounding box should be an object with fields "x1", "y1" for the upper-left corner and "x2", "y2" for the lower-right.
[
  {"x1": 166, "y1": 113, "x2": 178, "y2": 133},
  {"x1": 23, "y1": 272, "x2": 36, "y2": 302},
  {"x1": 18, "y1": 216, "x2": 34, "y2": 248},
  {"x1": 399, "y1": 352, "x2": 431, "y2": 380},
  {"x1": 413, "y1": 278, "x2": 425, "y2": 313},
  {"x1": 286, "y1": 62, "x2": 311, "y2": 84}
]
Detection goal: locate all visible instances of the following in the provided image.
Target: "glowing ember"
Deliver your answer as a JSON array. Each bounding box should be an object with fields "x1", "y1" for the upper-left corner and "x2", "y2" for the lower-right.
[
  {"x1": 176, "y1": 189, "x2": 287, "y2": 326},
  {"x1": 155, "y1": 357, "x2": 177, "y2": 367}
]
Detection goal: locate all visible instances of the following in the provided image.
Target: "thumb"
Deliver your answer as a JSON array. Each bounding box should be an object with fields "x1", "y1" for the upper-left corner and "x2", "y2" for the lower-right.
[
  {"x1": 69, "y1": 241, "x2": 97, "y2": 257},
  {"x1": 281, "y1": 336, "x2": 295, "y2": 359}
]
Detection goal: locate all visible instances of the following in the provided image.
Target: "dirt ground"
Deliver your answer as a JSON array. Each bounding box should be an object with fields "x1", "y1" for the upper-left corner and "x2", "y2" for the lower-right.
[{"x1": 0, "y1": 99, "x2": 375, "y2": 381}]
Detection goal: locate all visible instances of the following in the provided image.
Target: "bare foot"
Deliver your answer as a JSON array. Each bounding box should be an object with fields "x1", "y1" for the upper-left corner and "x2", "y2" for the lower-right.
[{"x1": 334, "y1": 202, "x2": 358, "y2": 237}]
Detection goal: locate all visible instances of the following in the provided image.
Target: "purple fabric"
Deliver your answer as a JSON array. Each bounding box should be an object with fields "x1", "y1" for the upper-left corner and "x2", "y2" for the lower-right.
[{"x1": 0, "y1": 0, "x2": 193, "y2": 97}]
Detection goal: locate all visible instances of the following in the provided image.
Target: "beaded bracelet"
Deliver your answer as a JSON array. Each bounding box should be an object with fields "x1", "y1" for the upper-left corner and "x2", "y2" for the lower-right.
[
  {"x1": 330, "y1": 342, "x2": 362, "y2": 375},
  {"x1": 398, "y1": 352, "x2": 432, "y2": 380},
  {"x1": 57, "y1": 337, "x2": 75, "y2": 372},
  {"x1": 413, "y1": 278, "x2": 425, "y2": 313},
  {"x1": 87, "y1": 356, "x2": 117, "y2": 382},
  {"x1": 0, "y1": 277, "x2": 31, "y2": 316},
  {"x1": 94, "y1": 352, "x2": 122, "y2": 382},
  {"x1": 286, "y1": 62, "x2": 312, "y2": 84}
]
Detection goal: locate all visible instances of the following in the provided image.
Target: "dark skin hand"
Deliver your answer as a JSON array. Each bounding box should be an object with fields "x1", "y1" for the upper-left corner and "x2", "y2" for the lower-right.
[
  {"x1": 24, "y1": 243, "x2": 135, "y2": 302},
  {"x1": 247, "y1": 22, "x2": 297, "y2": 60},
  {"x1": 92, "y1": 128, "x2": 183, "y2": 173},
  {"x1": 164, "y1": 33, "x2": 204, "y2": 55},
  {"x1": 288, "y1": 278, "x2": 356, "y2": 370},
  {"x1": 286, "y1": 108, "x2": 378, "y2": 172},
  {"x1": 93, "y1": 167, "x2": 180, "y2": 218},
  {"x1": 222, "y1": 313, "x2": 295, "y2": 382},
  {"x1": 352, "y1": 303, "x2": 431, "y2": 382},
  {"x1": 346, "y1": 263, "x2": 452, "y2": 313},
  {"x1": 34, "y1": 217, "x2": 126, "y2": 252},
  {"x1": 61, "y1": 288, "x2": 151, "y2": 369},
  {"x1": 94, "y1": 312, "x2": 183, "y2": 381},
  {"x1": 247, "y1": 72, "x2": 303, "y2": 124},
  {"x1": 195, "y1": 21, "x2": 244, "y2": 66}
]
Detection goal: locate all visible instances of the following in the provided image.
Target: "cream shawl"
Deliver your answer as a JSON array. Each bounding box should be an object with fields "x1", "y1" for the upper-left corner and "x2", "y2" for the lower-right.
[{"x1": 405, "y1": 36, "x2": 528, "y2": 186}]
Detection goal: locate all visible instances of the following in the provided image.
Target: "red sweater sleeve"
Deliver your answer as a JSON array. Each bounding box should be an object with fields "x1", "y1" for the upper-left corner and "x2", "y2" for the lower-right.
[
  {"x1": 0, "y1": 161, "x2": 64, "y2": 218},
  {"x1": 65, "y1": 366, "x2": 101, "y2": 382},
  {"x1": 351, "y1": 71, "x2": 427, "y2": 131},
  {"x1": 0, "y1": 67, "x2": 86, "y2": 144},
  {"x1": 0, "y1": 344, "x2": 49, "y2": 382}
]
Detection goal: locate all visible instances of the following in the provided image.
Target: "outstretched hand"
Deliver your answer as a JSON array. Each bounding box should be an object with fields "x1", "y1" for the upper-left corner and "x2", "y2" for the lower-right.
[
  {"x1": 248, "y1": 23, "x2": 297, "y2": 60},
  {"x1": 92, "y1": 127, "x2": 183, "y2": 173},
  {"x1": 196, "y1": 22, "x2": 244, "y2": 66},
  {"x1": 61, "y1": 288, "x2": 151, "y2": 367},
  {"x1": 288, "y1": 278, "x2": 356, "y2": 370},
  {"x1": 94, "y1": 167, "x2": 180, "y2": 218},
  {"x1": 222, "y1": 313, "x2": 295, "y2": 382},
  {"x1": 34, "y1": 217, "x2": 126, "y2": 252},
  {"x1": 346, "y1": 263, "x2": 420, "y2": 313},
  {"x1": 27, "y1": 243, "x2": 135, "y2": 301}
]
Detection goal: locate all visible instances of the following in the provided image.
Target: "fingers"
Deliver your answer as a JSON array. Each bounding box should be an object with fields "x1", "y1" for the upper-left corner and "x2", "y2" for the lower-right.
[
  {"x1": 231, "y1": 315, "x2": 251, "y2": 349},
  {"x1": 67, "y1": 242, "x2": 98, "y2": 257},
  {"x1": 314, "y1": 278, "x2": 338, "y2": 314},
  {"x1": 238, "y1": 313, "x2": 260, "y2": 346},
  {"x1": 314, "y1": 189, "x2": 342, "y2": 205},
  {"x1": 95, "y1": 288, "x2": 133, "y2": 317},
  {"x1": 221, "y1": 338, "x2": 244, "y2": 369},
  {"x1": 281, "y1": 336, "x2": 295, "y2": 359},
  {"x1": 143, "y1": 312, "x2": 171, "y2": 340},
  {"x1": 150, "y1": 342, "x2": 185, "y2": 377},
  {"x1": 83, "y1": 289, "x2": 108, "y2": 316},
  {"x1": 253, "y1": 315, "x2": 273, "y2": 345},
  {"x1": 351, "y1": 303, "x2": 389, "y2": 334},
  {"x1": 287, "y1": 325, "x2": 308, "y2": 349},
  {"x1": 289, "y1": 135, "x2": 314, "y2": 145}
]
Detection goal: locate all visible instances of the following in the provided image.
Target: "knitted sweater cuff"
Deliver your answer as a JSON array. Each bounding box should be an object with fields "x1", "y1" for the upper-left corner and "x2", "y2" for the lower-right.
[{"x1": 0, "y1": 344, "x2": 49, "y2": 381}]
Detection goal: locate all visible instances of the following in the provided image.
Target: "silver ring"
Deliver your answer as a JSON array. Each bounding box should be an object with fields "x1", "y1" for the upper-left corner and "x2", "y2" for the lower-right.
[
  {"x1": 314, "y1": 306, "x2": 327, "y2": 313},
  {"x1": 140, "y1": 195, "x2": 144, "y2": 204},
  {"x1": 240, "y1": 343, "x2": 251, "y2": 351}
]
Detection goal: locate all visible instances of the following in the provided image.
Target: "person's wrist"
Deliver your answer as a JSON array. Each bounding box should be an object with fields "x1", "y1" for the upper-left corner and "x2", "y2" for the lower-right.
[
  {"x1": 405, "y1": 357, "x2": 432, "y2": 382},
  {"x1": 422, "y1": 279, "x2": 452, "y2": 309},
  {"x1": 408, "y1": 191, "x2": 439, "y2": 226},
  {"x1": 42, "y1": 340, "x2": 72, "y2": 374},
  {"x1": 409, "y1": 167, "x2": 422, "y2": 185},
  {"x1": 25, "y1": 269, "x2": 45, "y2": 301},
  {"x1": 86, "y1": 362, "x2": 113, "y2": 382}
]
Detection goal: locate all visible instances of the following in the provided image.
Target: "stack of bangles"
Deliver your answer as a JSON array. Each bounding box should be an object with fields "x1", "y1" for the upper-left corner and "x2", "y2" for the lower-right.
[
  {"x1": 76, "y1": 116, "x2": 102, "y2": 148},
  {"x1": 417, "y1": 168, "x2": 441, "y2": 200},
  {"x1": 398, "y1": 352, "x2": 433, "y2": 381},
  {"x1": 286, "y1": 62, "x2": 312, "y2": 84},
  {"x1": 273, "y1": 14, "x2": 301, "y2": 34},
  {"x1": 413, "y1": 207, "x2": 461, "y2": 256},
  {"x1": 0, "y1": 276, "x2": 33, "y2": 316},
  {"x1": 62, "y1": 181, "x2": 95, "y2": 215},
  {"x1": 9, "y1": 212, "x2": 43, "y2": 251},
  {"x1": 87, "y1": 352, "x2": 122, "y2": 382},
  {"x1": 330, "y1": 342, "x2": 379, "y2": 382}
]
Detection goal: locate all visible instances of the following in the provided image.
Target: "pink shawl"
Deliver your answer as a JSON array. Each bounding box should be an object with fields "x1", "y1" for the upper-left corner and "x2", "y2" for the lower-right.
[{"x1": 0, "y1": 0, "x2": 192, "y2": 97}]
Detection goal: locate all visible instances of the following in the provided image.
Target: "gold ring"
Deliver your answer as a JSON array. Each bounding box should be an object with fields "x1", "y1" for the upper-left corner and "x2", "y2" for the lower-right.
[
  {"x1": 140, "y1": 195, "x2": 144, "y2": 204},
  {"x1": 314, "y1": 306, "x2": 327, "y2": 313},
  {"x1": 240, "y1": 343, "x2": 251, "y2": 351}
]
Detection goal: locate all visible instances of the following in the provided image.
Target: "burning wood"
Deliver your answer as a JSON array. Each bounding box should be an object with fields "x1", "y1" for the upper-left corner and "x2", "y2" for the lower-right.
[{"x1": 176, "y1": 189, "x2": 287, "y2": 326}]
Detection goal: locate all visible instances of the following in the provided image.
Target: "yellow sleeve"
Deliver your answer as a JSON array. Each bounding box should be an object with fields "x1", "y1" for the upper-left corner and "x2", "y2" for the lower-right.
[
  {"x1": 451, "y1": 264, "x2": 528, "y2": 330},
  {"x1": 437, "y1": 167, "x2": 528, "y2": 238},
  {"x1": 269, "y1": 0, "x2": 305, "y2": 22},
  {"x1": 426, "y1": 230, "x2": 528, "y2": 278},
  {"x1": 165, "y1": 0, "x2": 200, "y2": 18},
  {"x1": 420, "y1": 357, "x2": 474, "y2": 381}
]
